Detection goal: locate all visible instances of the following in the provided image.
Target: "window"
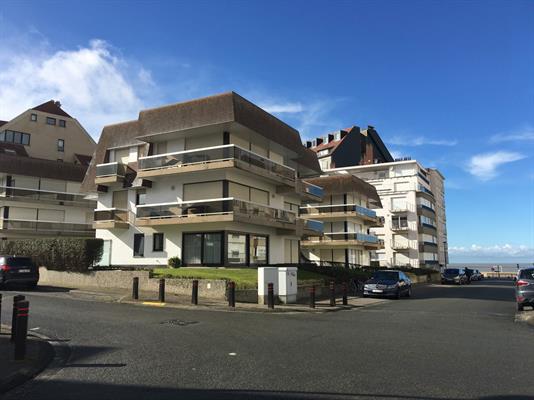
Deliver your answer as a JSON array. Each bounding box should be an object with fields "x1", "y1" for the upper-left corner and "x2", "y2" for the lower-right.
[
  {"x1": 228, "y1": 182, "x2": 269, "y2": 205},
  {"x1": 133, "y1": 234, "x2": 145, "y2": 257},
  {"x1": 392, "y1": 215, "x2": 408, "y2": 229},
  {"x1": 183, "y1": 234, "x2": 202, "y2": 264},
  {"x1": 227, "y1": 234, "x2": 247, "y2": 264},
  {"x1": 203, "y1": 233, "x2": 222, "y2": 264},
  {"x1": 30, "y1": 113, "x2": 37, "y2": 121},
  {"x1": 5, "y1": 131, "x2": 13, "y2": 142},
  {"x1": 59, "y1": 119, "x2": 66, "y2": 127},
  {"x1": 57, "y1": 139, "x2": 65, "y2": 152},
  {"x1": 136, "y1": 192, "x2": 146, "y2": 206},
  {"x1": 153, "y1": 233, "x2": 164, "y2": 252},
  {"x1": 21, "y1": 133, "x2": 30, "y2": 145},
  {"x1": 46, "y1": 117, "x2": 56, "y2": 125},
  {"x1": 0, "y1": 130, "x2": 31, "y2": 145},
  {"x1": 183, "y1": 232, "x2": 223, "y2": 265},
  {"x1": 250, "y1": 235, "x2": 267, "y2": 265}
]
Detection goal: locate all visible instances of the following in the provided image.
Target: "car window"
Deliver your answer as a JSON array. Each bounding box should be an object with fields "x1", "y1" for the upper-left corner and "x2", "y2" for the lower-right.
[
  {"x1": 6, "y1": 257, "x2": 33, "y2": 266},
  {"x1": 373, "y1": 271, "x2": 399, "y2": 281},
  {"x1": 519, "y1": 269, "x2": 534, "y2": 280}
]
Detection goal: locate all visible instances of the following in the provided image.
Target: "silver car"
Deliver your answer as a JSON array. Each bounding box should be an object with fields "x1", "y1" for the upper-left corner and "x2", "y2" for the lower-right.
[{"x1": 516, "y1": 268, "x2": 534, "y2": 311}]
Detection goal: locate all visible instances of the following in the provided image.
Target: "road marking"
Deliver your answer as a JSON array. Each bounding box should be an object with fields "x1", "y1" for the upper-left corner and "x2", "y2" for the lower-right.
[
  {"x1": 30, "y1": 327, "x2": 40, "y2": 331},
  {"x1": 142, "y1": 302, "x2": 166, "y2": 307},
  {"x1": 228, "y1": 352, "x2": 237, "y2": 356}
]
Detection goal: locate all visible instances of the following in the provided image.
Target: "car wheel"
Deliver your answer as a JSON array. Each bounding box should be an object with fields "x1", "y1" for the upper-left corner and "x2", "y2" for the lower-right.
[{"x1": 518, "y1": 303, "x2": 524, "y2": 312}]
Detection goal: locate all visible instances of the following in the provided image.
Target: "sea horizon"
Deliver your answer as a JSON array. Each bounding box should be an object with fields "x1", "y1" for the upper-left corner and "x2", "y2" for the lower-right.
[{"x1": 448, "y1": 262, "x2": 534, "y2": 273}]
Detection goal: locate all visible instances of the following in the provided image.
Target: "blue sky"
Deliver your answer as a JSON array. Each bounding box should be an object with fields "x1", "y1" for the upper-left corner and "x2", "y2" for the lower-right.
[{"x1": 0, "y1": 0, "x2": 533, "y2": 262}]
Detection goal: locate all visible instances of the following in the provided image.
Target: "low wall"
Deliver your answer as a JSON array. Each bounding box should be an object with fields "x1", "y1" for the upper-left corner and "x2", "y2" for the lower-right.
[
  {"x1": 38, "y1": 268, "x2": 228, "y2": 299},
  {"x1": 406, "y1": 271, "x2": 441, "y2": 284}
]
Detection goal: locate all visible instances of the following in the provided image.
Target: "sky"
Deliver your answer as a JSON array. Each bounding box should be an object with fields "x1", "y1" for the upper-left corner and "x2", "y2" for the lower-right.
[{"x1": 0, "y1": 0, "x2": 533, "y2": 263}]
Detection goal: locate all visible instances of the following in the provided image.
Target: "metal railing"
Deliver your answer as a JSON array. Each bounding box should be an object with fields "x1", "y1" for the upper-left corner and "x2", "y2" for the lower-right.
[
  {"x1": 302, "y1": 181, "x2": 324, "y2": 198},
  {"x1": 391, "y1": 223, "x2": 409, "y2": 231},
  {"x1": 392, "y1": 242, "x2": 410, "y2": 250},
  {"x1": 136, "y1": 198, "x2": 296, "y2": 225},
  {"x1": 305, "y1": 232, "x2": 383, "y2": 244},
  {"x1": 0, "y1": 186, "x2": 95, "y2": 207},
  {"x1": 94, "y1": 208, "x2": 129, "y2": 223},
  {"x1": 0, "y1": 219, "x2": 93, "y2": 234},
  {"x1": 300, "y1": 204, "x2": 377, "y2": 219},
  {"x1": 304, "y1": 219, "x2": 324, "y2": 234},
  {"x1": 138, "y1": 145, "x2": 296, "y2": 182},
  {"x1": 417, "y1": 184, "x2": 434, "y2": 197},
  {"x1": 96, "y1": 162, "x2": 127, "y2": 177}
]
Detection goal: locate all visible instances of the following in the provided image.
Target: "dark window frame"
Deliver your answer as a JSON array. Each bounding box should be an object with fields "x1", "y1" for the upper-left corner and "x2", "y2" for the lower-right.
[
  {"x1": 153, "y1": 233, "x2": 164, "y2": 252},
  {"x1": 30, "y1": 113, "x2": 37, "y2": 122},
  {"x1": 57, "y1": 139, "x2": 65, "y2": 152},
  {"x1": 46, "y1": 117, "x2": 56, "y2": 125},
  {"x1": 59, "y1": 119, "x2": 66, "y2": 127},
  {"x1": 133, "y1": 233, "x2": 145, "y2": 257},
  {"x1": 182, "y1": 231, "x2": 224, "y2": 266}
]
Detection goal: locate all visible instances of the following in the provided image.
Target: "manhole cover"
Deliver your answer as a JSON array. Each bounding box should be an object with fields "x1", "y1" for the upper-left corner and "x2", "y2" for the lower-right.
[{"x1": 160, "y1": 319, "x2": 199, "y2": 326}]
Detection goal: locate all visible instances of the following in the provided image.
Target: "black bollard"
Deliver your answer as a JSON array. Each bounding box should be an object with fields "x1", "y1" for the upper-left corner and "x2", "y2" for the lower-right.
[
  {"x1": 342, "y1": 282, "x2": 348, "y2": 305},
  {"x1": 159, "y1": 278, "x2": 165, "y2": 303},
  {"x1": 14, "y1": 300, "x2": 29, "y2": 360},
  {"x1": 192, "y1": 280, "x2": 199, "y2": 305},
  {"x1": 132, "y1": 277, "x2": 139, "y2": 300},
  {"x1": 11, "y1": 295, "x2": 25, "y2": 342},
  {"x1": 228, "y1": 281, "x2": 236, "y2": 308},
  {"x1": 309, "y1": 286, "x2": 316, "y2": 309},
  {"x1": 329, "y1": 280, "x2": 336, "y2": 307},
  {"x1": 0, "y1": 294, "x2": 2, "y2": 334},
  {"x1": 267, "y1": 283, "x2": 274, "y2": 309}
]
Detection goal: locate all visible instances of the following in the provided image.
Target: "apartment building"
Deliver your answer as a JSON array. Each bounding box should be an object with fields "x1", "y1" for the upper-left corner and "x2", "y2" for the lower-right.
[
  {"x1": 0, "y1": 101, "x2": 96, "y2": 239},
  {"x1": 308, "y1": 128, "x2": 448, "y2": 269},
  {"x1": 300, "y1": 175, "x2": 384, "y2": 267},
  {"x1": 81, "y1": 92, "x2": 324, "y2": 267}
]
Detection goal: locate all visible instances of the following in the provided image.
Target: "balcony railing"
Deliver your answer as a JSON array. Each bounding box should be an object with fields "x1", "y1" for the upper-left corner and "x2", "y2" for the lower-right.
[
  {"x1": 392, "y1": 242, "x2": 410, "y2": 250},
  {"x1": 96, "y1": 162, "x2": 128, "y2": 178},
  {"x1": 417, "y1": 184, "x2": 434, "y2": 197},
  {"x1": 391, "y1": 223, "x2": 409, "y2": 231},
  {"x1": 0, "y1": 218, "x2": 93, "y2": 234},
  {"x1": 136, "y1": 198, "x2": 296, "y2": 225},
  {"x1": 300, "y1": 204, "x2": 377, "y2": 219},
  {"x1": 305, "y1": 232, "x2": 383, "y2": 244},
  {"x1": 304, "y1": 219, "x2": 324, "y2": 234},
  {"x1": 94, "y1": 208, "x2": 129, "y2": 224},
  {"x1": 138, "y1": 145, "x2": 296, "y2": 182},
  {"x1": 0, "y1": 186, "x2": 95, "y2": 207},
  {"x1": 302, "y1": 181, "x2": 324, "y2": 198}
]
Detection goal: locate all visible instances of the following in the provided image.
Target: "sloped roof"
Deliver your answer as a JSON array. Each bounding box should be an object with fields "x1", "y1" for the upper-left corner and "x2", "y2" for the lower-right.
[
  {"x1": 74, "y1": 153, "x2": 93, "y2": 166},
  {"x1": 304, "y1": 175, "x2": 382, "y2": 206},
  {"x1": 0, "y1": 121, "x2": 7, "y2": 128},
  {"x1": 0, "y1": 143, "x2": 29, "y2": 157},
  {"x1": 0, "y1": 153, "x2": 87, "y2": 182},
  {"x1": 32, "y1": 100, "x2": 72, "y2": 118}
]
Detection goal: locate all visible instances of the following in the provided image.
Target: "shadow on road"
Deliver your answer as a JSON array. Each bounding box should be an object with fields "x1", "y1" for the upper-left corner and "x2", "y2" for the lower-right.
[
  {"x1": 0, "y1": 285, "x2": 74, "y2": 293},
  {"x1": 6, "y1": 380, "x2": 533, "y2": 400},
  {"x1": 410, "y1": 280, "x2": 515, "y2": 303}
]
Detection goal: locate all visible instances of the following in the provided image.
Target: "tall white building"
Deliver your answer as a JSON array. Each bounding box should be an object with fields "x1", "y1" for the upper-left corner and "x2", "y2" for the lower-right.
[
  {"x1": 81, "y1": 92, "x2": 324, "y2": 267},
  {"x1": 325, "y1": 160, "x2": 447, "y2": 269}
]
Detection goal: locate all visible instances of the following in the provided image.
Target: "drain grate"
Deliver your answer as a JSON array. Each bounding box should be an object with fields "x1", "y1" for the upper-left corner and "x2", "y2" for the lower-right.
[{"x1": 160, "y1": 319, "x2": 199, "y2": 326}]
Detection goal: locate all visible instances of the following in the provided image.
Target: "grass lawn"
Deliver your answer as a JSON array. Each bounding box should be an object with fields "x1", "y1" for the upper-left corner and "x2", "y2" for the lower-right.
[{"x1": 152, "y1": 267, "x2": 327, "y2": 289}]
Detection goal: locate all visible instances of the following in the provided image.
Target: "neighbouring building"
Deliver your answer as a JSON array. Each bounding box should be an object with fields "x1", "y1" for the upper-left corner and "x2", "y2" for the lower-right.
[
  {"x1": 81, "y1": 92, "x2": 324, "y2": 267},
  {"x1": 0, "y1": 100, "x2": 96, "y2": 239},
  {"x1": 308, "y1": 127, "x2": 448, "y2": 269},
  {"x1": 300, "y1": 175, "x2": 384, "y2": 267}
]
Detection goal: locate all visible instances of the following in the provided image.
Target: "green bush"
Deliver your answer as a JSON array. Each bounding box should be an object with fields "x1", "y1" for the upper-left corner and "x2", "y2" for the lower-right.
[
  {"x1": 0, "y1": 238, "x2": 103, "y2": 272},
  {"x1": 168, "y1": 256, "x2": 181, "y2": 268}
]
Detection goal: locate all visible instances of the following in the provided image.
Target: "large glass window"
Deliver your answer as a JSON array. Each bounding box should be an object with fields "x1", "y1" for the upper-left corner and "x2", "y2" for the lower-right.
[
  {"x1": 249, "y1": 235, "x2": 267, "y2": 265},
  {"x1": 183, "y1": 234, "x2": 202, "y2": 264},
  {"x1": 133, "y1": 234, "x2": 145, "y2": 257},
  {"x1": 227, "y1": 234, "x2": 247, "y2": 264},
  {"x1": 203, "y1": 233, "x2": 222, "y2": 264},
  {"x1": 153, "y1": 233, "x2": 164, "y2": 252}
]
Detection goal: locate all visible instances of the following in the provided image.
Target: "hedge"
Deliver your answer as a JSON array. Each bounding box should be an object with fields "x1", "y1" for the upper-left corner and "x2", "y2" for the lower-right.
[{"x1": 0, "y1": 238, "x2": 103, "y2": 272}]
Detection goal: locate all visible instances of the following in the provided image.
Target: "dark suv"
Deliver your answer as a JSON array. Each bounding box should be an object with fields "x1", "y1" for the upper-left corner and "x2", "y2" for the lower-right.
[
  {"x1": 516, "y1": 268, "x2": 534, "y2": 311},
  {"x1": 0, "y1": 256, "x2": 39, "y2": 289}
]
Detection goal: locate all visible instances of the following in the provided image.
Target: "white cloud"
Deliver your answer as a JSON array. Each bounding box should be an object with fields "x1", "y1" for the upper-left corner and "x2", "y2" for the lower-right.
[
  {"x1": 0, "y1": 38, "x2": 152, "y2": 138},
  {"x1": 490, "y1": 127, "x2": 534, "y2": 143},
  {"x1": 449, "y1": 244, "x2": 534, "y2": 260},
  {"x1": 261, "y1": 102, "x2": 304, "y2": 114},
  {"x1": 467, "y1": 151, "x2": 526, "y2": 181},
  {"x1": 387, "y1": 136, "x2": 458, "y2": 147}
]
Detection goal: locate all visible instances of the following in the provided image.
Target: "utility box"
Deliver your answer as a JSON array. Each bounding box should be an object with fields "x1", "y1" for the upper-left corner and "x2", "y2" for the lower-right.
[
  {"x1": 258, "y1": 267, "x2": 279, "y2": 305},
  {"x1": 278, "y1": 266, "x2": 297, "y2": 304}
]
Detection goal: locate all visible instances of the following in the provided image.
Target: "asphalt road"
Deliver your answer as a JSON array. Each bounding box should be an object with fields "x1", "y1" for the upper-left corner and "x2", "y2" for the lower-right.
[{"x1": 1, "y1": 280, "x2": 533, "y2": 400}]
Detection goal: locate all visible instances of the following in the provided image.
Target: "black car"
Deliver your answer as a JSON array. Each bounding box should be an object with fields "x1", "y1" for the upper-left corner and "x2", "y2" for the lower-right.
[
  {"x1": 363, "y1": 270, "x2": 412, "y2": 299},
  {"x1": 441, "y1": 268, "x2": 468, "y2": 285},
  {"x1": 0, "y1": 255, "x2": 39, "y2": 289}
]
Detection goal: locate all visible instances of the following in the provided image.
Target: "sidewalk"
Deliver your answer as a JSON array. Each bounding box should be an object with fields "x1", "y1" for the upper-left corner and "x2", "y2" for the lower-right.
[
  {"x1": 39, "y1": 285, "x2": 390, "y2": 313},
  {"x1": 0, "y1": 330, "x2": 54, "y2": 394}
]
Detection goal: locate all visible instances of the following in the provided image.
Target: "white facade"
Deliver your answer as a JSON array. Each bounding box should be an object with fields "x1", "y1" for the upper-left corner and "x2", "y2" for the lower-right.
[{"x1": 325, "y1": 160, "x2": 448, "y2": 269}]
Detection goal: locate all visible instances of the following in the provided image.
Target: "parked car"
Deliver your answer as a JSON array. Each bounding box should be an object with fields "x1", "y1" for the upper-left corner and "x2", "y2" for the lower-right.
[
  {"x1": 0, "y1": 256, "x2": 39, "y2": 289},
  {"x1": 441, "y1": 268, "x2": 468, "y2": 285},
  {"x1": 471, "y1": 270, "x2": 482, "y2": 281},
  {"x1": 363, "y1": 270, "x2": 412, "y2": 299},
  {"x1": 516, "y1": 268, "x2": 534, "y2": 311}
]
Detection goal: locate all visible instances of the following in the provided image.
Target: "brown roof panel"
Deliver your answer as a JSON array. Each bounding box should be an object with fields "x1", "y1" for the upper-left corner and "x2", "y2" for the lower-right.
[
  {"x1": 0, "y1": 143, "x2": 29, "y2": 157},
  {"x1": 0, "y1": 120, "x2": 7, "y2": 127},
  {"x1": 0, "y1": 154, "x2": 87, "y2": 182},
  {"x1": 305, "y1": 175, "x2": 382, "y2": 206},
  {"x1": 74, "y1": 153, "x2": 93, "y2": 166},
  {"x1": 32, "y1": 100, "x2": 72, "y2": 118}
]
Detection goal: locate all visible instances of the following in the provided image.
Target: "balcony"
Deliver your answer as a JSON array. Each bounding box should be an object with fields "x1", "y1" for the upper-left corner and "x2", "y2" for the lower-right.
[
  {"x1": 137, "y1": 145, "x2": 296, "y2": 186},
  {"x1": 135, "y1": 198, "x2": 297, "y2": 231},
  {"x1": 392, "y1": 242, "x2": 410, "y2": 251},
  {"x1": 93, "y1": 209, "x2": 129, "y2": 229},
  {"x1": 277, "y1": 179, "x2": 323, "y2": 202},
  {"x1": 95, "y1": 162, "x2": 128, "y2": 185},
  {"x1": 0, "y1": 218, "x2": 93, "y2": 237},
  {"x1": 301, "y1": 232, "x2": 384, "y2": 249},
  {"x1": 417, "y1": 184, "x2": 434, "y2": 197},
  {"x1": 391, "y1": 223, "x2": 410, "y2": 232},
  {"x1": 297, "y1": 218, "x2": 324, "y2": 237},
  {"x1": 300, "y1": 204, "x2": 380, "y2": 224},
  {"x1": 0, "y1": 186, "x2": 95, "y2": 208}
]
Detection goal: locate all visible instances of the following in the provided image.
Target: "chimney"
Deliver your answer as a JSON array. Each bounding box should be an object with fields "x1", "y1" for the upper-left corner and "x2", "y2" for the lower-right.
[
  {"x1": 316, "y1": 138, "x2": 323, "y2": 146},
  {"x1": 340, "y1": 131, "x2": 347, "y2": 139},
  {"x1": 54, "y1": 101, "x2": 62, "y2": 108},
  {"x1": 306, "y1": 141, "x2": 312, "y2": 148},
  {"x1": 328, "y1": 134, "x2": 335, "y2": 143}
]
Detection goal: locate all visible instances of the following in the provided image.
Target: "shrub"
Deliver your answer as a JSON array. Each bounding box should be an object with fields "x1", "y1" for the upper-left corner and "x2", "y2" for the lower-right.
[
  {"x1": 0, "y1": 238, "x2": 103, "y2": 272},
  {"x1": 168, "y1": 256, "x2": 181, "y2": 268}
]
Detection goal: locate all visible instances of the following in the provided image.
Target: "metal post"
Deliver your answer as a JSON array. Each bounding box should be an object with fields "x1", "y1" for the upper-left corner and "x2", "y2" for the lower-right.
[
  {"x1": 228, "y1": 281, "x2": 235, "y2": 308},
  {"x1": 342, "y1": 282, "x2": 348, "y2": 305},
  {"x1": 132, "y1": 277, "x2": 139, "y2": 300},
  {"x1": 329, "y1": 280, "x2": 336, "y2": 307},
  {"x1": 0, "y1": 294, "x2": 2, "y2": 334},
  {"x1": 309, "y1": 286, "x2": 315, "y2": 309},
  {"x1": 267, "y1": 282, "x2": 274, "y2": 309},
  {"x1": 192, "y1": 280, "x2": 199, "y2": 305},
  {"x1": 14, "y1": 300, "x2": 29, "y2": 360},
  {"x1": 158, "y1": 278, "x2": 165, "y2": 303},
  {"x1": 11, "y1": 295, "x2": 25, "y2": 342}
]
